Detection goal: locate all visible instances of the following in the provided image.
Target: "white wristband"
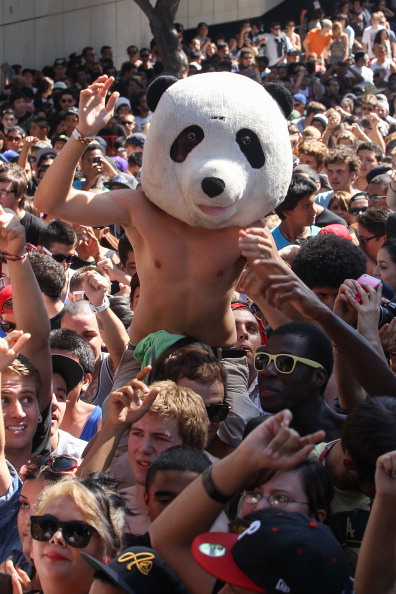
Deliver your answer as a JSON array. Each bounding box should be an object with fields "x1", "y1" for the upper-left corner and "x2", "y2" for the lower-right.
[{"x1": 90, "y1": 296, "x2": 110, "y2": 313}]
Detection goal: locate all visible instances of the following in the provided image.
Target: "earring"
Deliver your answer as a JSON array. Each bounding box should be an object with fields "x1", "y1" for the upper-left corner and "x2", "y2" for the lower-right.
[{"x1": 38, "y1": 414, "x2": 42, "y2": 423}]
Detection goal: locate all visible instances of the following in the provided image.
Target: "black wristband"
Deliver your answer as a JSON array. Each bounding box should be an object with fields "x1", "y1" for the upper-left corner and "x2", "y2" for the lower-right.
[{"x1": 201, "y1": 466, "x2": 233, "y2": 504}]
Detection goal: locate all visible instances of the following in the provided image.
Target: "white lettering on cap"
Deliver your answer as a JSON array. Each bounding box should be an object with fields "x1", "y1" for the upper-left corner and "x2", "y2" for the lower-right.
[
  {"x1": 237, "y1": 520, "x2": 261, "y2": 541},
  {"x1": 275, "y1": 579, "x2": 291, "y2": 592}
]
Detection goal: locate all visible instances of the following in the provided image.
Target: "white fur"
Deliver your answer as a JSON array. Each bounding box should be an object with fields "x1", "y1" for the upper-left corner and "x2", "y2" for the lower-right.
[{"x1": 141, "y1": 72, "x2": 293, "y2": 229}]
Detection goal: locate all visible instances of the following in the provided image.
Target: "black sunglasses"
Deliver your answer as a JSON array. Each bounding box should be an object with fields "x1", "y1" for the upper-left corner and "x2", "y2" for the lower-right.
[
  {"x1": 26, "y1": 451, "x2": 79, "y2": 473},
  {"x1": 350, "y1": 206, "x2": 368, "y2": 216},
  {"x1": 205, "y1": 403, "x2": 230, "y2": 422},
  {"x1": 0, "y1": 320, "x2": 16, "y2": 333},
  {"x1": 31, "y1": 514, "x2": 95, "y2": 548},
  {"x1": 53, "y1": 254, "x2": 74, "y2": 265}
]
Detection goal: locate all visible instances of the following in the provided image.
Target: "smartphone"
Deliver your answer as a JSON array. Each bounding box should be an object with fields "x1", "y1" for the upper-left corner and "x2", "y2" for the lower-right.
[{"x1": 355, "y1": 274, "x2": 381, "y2": 302}]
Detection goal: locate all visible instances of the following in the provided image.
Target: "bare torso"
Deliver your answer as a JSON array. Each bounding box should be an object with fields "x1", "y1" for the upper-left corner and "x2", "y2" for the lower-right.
[{"x1": 123, "y1": 190, "x2": 255, "y2": 347}]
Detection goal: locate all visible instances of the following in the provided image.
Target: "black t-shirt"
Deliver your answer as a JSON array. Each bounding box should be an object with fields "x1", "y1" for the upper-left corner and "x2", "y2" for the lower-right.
[
  {"x1": 97, "y1": 123, "x2": 126, "y2": 156},
  {"x1": 315, "y1": 207, "x2": 348, "y2": 228},
  {"x1": 20, "y1": 211, "x2": 45, "y2": 246},
  {"x1": 50, "y1": 308, "x2": 64, "y2": 330},
  {"x1": 31, "y1": 401, "x2": 51, "y2": 458}
]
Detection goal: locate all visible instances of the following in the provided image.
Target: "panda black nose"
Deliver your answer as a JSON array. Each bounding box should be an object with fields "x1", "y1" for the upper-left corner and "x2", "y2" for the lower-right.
[{"x1": 201, "y1": 177, "x2": 225, "y2": 198}]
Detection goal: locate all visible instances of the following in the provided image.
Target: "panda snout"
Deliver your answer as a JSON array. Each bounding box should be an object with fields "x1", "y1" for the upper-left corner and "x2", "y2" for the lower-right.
[{"x1": 201, "y1": 177, "x2": 225, "y2": 198}]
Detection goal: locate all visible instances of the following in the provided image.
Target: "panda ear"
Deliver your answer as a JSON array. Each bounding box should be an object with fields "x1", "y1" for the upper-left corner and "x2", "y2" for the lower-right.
[
  {"x1": 146, "y1": 76, "x2": 178, "y2": 112},
  {"x1": 263, "y1": 83, "x2": 294, "y2": 119}
]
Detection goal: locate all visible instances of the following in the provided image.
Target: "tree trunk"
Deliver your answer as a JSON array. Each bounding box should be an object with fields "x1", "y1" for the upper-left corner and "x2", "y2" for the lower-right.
[{"x1": 132, "y1": 0, "x2": 188, "y2": 78}]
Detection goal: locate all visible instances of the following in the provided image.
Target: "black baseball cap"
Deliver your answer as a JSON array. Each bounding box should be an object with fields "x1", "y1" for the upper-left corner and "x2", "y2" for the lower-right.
[
  {"x1": 193, "y1": 510, "x2": 354, "y2": 593},
  {"x1": 81, "y1": 546, "x2": 188, "y2": 593},
  {"x1": 51, "y1": 354, "x2": 84, "y2": 394}
]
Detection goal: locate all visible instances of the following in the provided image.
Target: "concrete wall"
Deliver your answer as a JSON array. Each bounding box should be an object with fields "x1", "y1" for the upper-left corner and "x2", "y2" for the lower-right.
[{"x1": 0, "y1": 0, "x2": 281, "y2": 70}]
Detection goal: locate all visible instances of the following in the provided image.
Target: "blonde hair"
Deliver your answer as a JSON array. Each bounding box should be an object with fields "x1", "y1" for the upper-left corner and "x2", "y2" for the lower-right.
[
  {"x1": 33, "y1": 476, "x2": 125, "y2": 558},
  {"x1": 301, "y1": 126, "x2": 321, "y2": 140},
  {"x1": 3, "y1": 354, "x2": 42, "y2": 399},
  {"x1": 141, "y1": 380, "x2": 208, "y2": 450}
]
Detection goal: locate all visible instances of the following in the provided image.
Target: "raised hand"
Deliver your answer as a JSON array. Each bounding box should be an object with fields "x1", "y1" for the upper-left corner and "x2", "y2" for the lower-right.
[
  {"x1": 107, "y1": 373, "x2": 160, "y2": 428},
  {"x1": 0, "y1": 330, "x2": 31, "y2": 372},
  {"x1": 82, "y1": 270, "x2": 110, "y2": 307},
  {"x1": 0, "y1": 206, "x2": 26, "y2": 256},
  {"x1": 78, "y1": 75, "x2": 119, "y2": 137},
  {"x1": 238, "y1": 409, "x2": 325, "y2": 473}
]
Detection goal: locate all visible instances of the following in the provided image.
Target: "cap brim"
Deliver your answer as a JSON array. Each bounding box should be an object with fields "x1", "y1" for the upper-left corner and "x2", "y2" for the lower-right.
[
  {"x1": 80, "y1": 553, "x2": 137, "y2": 594},
  {"x1": 51, "y1": 354, "x2": 84, "y2": 393},
  {"x1": 192, "y1": 533, "x2": 264, "y2": 592}
]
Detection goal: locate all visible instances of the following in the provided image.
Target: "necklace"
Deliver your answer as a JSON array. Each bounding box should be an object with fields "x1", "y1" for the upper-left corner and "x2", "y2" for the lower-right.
[{"x1": 279, "y1": 224, "x2": 309, "y2": 243}]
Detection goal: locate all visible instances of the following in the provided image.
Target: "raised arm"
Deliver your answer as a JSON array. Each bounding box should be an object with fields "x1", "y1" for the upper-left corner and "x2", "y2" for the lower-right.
[
  {"x1": 82, "y1": 270, "x2": 129, "y2": 370},
  {"x1": 78, "y1": 372, "x2": 158, "y2": 477},
  {"x1": 251, "y1": 258, "x2": 396, "y2": 397},
  {"x1": 355, "y1": 451, "x2": 396, "y2": 594},
  {"x1": 150, "y1": 410, "x2": 324, "y2": 594},
  {"x1": 33, "y1": 76, "x2": 130, "y2": 228},
  {"x1": 0, "y1": 331, "x2": 31, "y2": 493},
  {"x1": 0, "y1": 207, "x2": 52, "y2": 411}
]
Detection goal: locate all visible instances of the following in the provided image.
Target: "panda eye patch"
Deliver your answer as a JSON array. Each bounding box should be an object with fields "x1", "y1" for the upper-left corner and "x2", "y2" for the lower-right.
[
  {"x1": 170, "y1": 125, "x2": 204, "y2": 163},
  {"x1": 236, "y1": 128, "x2": 265, "y2": 169}
]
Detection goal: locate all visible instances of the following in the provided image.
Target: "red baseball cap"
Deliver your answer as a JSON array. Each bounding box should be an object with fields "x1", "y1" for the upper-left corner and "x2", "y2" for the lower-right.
[{"x1": 0, "y1": 284, "x2": 13, "y2": 313}]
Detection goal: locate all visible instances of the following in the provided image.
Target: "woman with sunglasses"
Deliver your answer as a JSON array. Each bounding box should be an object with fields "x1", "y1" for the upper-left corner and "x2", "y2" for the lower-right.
[
  {"x1": 23, "y1": 474, "x2": 126, "y2": 594},
  {"x1": 348, "y1": 191, "x2": 369, "y2": 228},
  {"x1": 1, "y1": 457, "x2": 78, "y2": 592}
]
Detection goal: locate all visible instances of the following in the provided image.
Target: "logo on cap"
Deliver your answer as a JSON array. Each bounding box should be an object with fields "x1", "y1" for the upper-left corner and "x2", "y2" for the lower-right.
[{"x1": 117, "y1": 551, "x2": 155, "y2": 575}]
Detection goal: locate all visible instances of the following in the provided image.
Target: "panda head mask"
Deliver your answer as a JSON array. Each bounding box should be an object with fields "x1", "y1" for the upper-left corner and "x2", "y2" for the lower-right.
[{"x1": 141, "y1": 72, "x2": 293, "y2": 229}]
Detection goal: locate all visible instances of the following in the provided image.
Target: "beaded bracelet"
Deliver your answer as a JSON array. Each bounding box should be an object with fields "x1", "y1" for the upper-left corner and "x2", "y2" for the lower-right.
[
  {"x1": 72, "y1": 128, "x2": 96, "y2": 146},
  {"x1": 2, "y1": 251, "x2": 28, "y2": 261}
]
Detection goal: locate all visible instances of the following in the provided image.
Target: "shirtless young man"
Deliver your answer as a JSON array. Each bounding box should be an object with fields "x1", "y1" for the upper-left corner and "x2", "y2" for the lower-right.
[{"x1": 34, "y1": 76, "x2": 278, "y2": 349}]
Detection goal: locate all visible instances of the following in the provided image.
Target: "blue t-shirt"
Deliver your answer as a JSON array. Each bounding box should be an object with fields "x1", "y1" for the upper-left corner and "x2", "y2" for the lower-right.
[
  {"x1": 0, "y1": 461, "x2": 22, "y2": 562},
  {"x1": 271, "y1": 224, "x2": 321, "y2": 250}
]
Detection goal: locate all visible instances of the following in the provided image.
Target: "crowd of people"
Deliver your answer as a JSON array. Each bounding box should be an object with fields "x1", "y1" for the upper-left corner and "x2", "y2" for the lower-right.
[{"x1": 3, "y1": 2, "x2": 396, "y2": 593}]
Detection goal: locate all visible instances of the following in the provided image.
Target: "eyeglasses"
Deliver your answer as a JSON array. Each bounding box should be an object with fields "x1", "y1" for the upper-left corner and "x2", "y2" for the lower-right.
[
  {"x1": 358, "y1": 234, "x2": 382, "y2": 245},
  {"x1": 31, "y1": 514, "x2": 95, "y2": 548},
  {"x1": 7, "y1": 136, "x2": 22, "y2": 141},
  {"x1": 349, "y1": 206, "x2": 368, "y2": 216},
  {"x1": 240, "y1": 490, "x2": 310, "y2": 509},
  {"x1": 0, "y1": 320, "x2": 16, "y2": 333},
  {"x1": 254, "y1": 352, "x2": 324, "y2": 374},
  {"x1": 42, "y1": 246, "x2": 74, "y2": 265},
  {"x1": 140, "y1": 53, "x2": 150, "y2": 58},
  {"x1": 0, "y1": 188, "x2": 15, "y2": 198},
  {"x1": 368, "y1": 195, "x2": 387, "y2": 204},
  {"x1": 25, "y1": 451, "x2": 79, "y2": 473},
  {"x1": 205, "y1": 403, "x2": 230, "y2": 422},
  {"x1": 121, "y1": 121, "x2": 134, "y2": 126}
]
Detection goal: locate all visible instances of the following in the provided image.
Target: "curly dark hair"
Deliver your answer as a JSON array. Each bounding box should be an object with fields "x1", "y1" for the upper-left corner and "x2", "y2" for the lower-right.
[{"x1": 291, "y1": 234, "x2": 367, "y2": 289}]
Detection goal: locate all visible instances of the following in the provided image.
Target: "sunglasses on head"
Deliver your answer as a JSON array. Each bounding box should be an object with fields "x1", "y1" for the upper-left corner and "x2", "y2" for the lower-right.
[
  {"x1": 26, "y1": 451, "x2": 79, "y2": 473},
  {"x1": 0, "y1": 320, "x2": 16, "y2": 333},
  {"x1": 30, "y1": 514, "x2": 95, "y2": 548},
  {"x1": 254, "y1": 352, "x2": 324, "y2": 374},
  {"x1": 205, "y1": 403, "x2": 230, "y2": 422}
]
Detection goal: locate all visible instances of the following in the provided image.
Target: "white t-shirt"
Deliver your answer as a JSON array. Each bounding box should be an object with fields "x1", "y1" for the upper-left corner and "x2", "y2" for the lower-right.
[
  {"x1": 53, "y1": 428, "x2": 87, "y2": 458},
  {"x1": 362, "y1": 25, "x2": 385, "y2": 58}
]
